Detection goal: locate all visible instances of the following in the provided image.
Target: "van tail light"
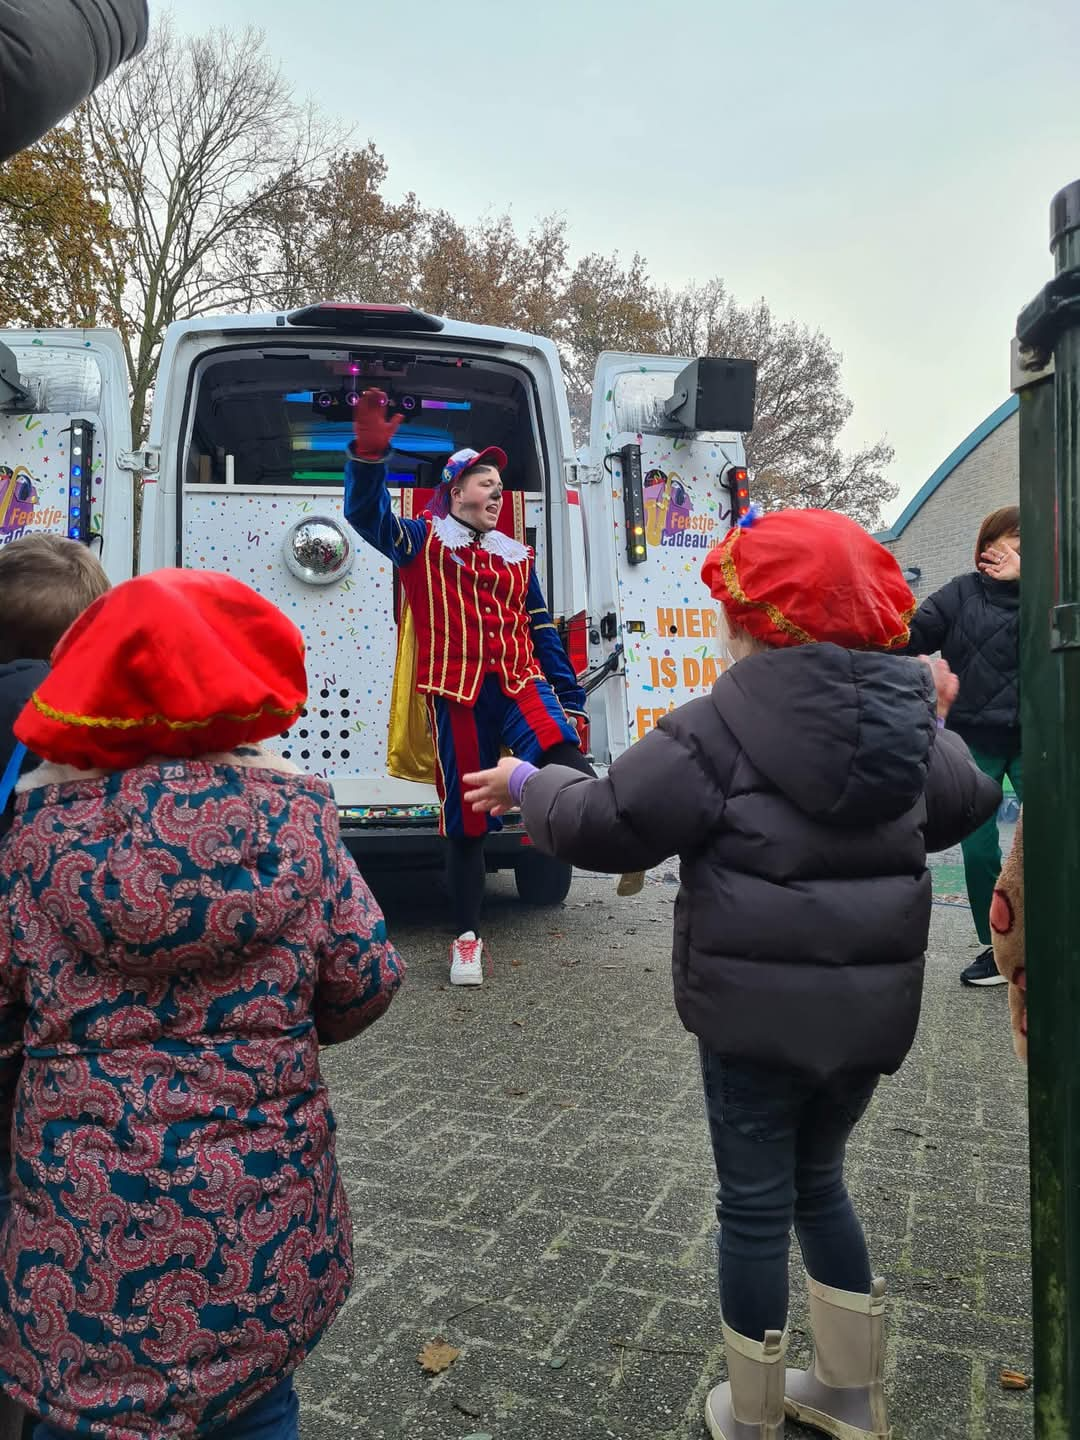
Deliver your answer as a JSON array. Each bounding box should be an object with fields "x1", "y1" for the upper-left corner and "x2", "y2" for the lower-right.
[
  {"x1": 726, "y1": 465, "x2": 750, "y2": 518},
  {"x1": 560, "y1": 610, "x2": 589, "y2": 677},
  {"x1": 286, "y1": 303, "x2": 444, "y2": 334}
]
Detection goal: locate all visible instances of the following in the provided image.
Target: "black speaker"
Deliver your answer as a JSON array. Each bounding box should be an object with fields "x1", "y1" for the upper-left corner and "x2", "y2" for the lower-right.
[{"x1": 664, "y1": 357, "x2": 757, "y2": 433}]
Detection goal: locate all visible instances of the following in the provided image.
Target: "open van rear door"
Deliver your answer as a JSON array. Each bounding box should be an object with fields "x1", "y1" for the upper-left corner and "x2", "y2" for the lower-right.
[
  {"x1": 0, "y1": 329, "x2": 134, "y2": 580},
  {"x1": 581, "y1": 353, "x2": 752, "y2": 763}
]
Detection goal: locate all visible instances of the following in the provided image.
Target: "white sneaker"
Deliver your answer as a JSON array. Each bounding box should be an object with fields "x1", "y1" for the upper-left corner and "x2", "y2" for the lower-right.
[{"x1": 450, "y1": 931, "x2": 484, "y2": 986}]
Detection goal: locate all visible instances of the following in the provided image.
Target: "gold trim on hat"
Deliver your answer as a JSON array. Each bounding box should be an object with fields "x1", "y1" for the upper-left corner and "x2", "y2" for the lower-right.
[
  {"x1": 30, "y1": 693, "x2": 304, "y2": 732},
  {"x1": 717, "y1": 528, "x2": 915, "y2": 651}
]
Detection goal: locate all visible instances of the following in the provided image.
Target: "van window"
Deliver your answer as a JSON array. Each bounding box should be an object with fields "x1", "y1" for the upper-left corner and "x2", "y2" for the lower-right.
[
  {"x1": 5, "y1": 347, "x2": 103, "y2": 414},
  {"x1": 184, "y1": 346, "x2": 543, "y2": 492},
  {"x1": 611, "y1": 370, "x2": 679, "y2": 434}
]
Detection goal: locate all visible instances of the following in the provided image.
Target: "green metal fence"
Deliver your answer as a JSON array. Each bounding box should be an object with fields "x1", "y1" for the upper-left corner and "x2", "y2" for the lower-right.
[{"x1": 1014, "y1": 178, "x2": 1080, "y2": 1437}]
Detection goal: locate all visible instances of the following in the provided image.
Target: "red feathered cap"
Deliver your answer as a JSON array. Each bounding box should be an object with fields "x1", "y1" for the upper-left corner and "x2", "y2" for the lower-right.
[
  {"x1": 16, "y1": 568, "x2": 307, "y2": 769},
  {"x1": 701, "y1": 509, "x2": 916, "y2": 651}
]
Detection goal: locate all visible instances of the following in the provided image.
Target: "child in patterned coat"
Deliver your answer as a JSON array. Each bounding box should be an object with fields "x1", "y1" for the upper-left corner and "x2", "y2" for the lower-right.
[{"x1": 0, "y1": 569, "x2": 404, "y2": 1440}]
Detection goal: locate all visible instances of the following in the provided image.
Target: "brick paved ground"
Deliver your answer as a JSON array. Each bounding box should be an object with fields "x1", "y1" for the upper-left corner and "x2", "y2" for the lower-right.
[{"x1": 298, "y1": 852, "x2": 1032, "y2": 1440}]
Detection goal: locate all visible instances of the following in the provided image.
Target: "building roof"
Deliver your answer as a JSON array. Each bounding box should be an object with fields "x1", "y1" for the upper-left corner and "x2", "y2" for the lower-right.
[{"x1": 874, "y1": 395, "x2": 1019, "y2": 543}]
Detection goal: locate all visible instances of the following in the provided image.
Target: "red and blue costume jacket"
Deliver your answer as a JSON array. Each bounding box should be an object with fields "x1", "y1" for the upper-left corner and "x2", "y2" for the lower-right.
[{"x1": 344, "y1": 457, "x2": 586, "y2": 717}]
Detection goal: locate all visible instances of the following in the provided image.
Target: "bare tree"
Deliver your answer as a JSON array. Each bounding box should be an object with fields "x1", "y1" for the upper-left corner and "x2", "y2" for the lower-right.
[
  {"x1": 84, "y1": 18, "x2": 338, "y2": 442},
  {"x1": 559, "y1": 251, "x2": 660, "y2": 433},
  {"x1": 245, "y1": 144, "x2": 422, "y2": 311},
  {"x1": 410, "y1": 211, "x2": 570, "y2": 336},
  {"x1": 652, "y1": 284, "x2": 897, "y2": 527}
]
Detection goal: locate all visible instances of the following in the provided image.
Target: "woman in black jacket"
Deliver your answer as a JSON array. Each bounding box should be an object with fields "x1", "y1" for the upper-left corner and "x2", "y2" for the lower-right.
[{"x1": 905, "y1": 506, "x2": 1020, "y2": 987}]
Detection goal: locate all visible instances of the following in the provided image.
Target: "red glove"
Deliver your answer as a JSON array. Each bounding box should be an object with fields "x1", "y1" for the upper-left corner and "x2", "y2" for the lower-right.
[
  {"x1": 352, "y1": 388, "x2": 403, "y2": 461},
  {"x1": 572, "y1": 713, "x2": 590, "y2": 754}
]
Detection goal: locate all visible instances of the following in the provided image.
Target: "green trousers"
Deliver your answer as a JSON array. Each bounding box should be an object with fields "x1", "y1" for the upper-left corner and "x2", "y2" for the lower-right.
[{"x1": 962, "y1": 743, "x2": 1023, "y2": 946}]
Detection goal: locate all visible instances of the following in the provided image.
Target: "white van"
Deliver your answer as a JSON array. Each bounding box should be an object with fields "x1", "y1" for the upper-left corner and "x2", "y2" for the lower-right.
[{"x1": 0, "y1": 309, "x2": 753, "y2": 902}]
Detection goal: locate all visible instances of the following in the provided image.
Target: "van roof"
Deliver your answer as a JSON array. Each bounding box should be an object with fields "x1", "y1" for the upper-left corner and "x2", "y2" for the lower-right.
[{"x1": 160, "y1": 310, "x2": 563, "y2": 366}]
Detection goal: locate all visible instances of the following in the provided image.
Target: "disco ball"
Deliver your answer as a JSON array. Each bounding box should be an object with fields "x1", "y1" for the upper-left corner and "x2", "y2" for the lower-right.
[{"x1": 282, "y1": 516, "x2": 354, "y2": 585}]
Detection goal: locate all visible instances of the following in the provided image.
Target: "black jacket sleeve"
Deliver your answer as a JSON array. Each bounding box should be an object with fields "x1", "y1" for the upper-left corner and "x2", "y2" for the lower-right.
[
  {"x1": 904, "y1": 578, "x2": 964, "y2": 657},
  {"x1": 0, "y1": 0, "x2": 148, "y2": 161},
  {"x1": 922, "y1": 726, "x2": 1001, "y2": 853},
  {"x1": 519, "y1": 720, "x2": 731, "y2": 873}
]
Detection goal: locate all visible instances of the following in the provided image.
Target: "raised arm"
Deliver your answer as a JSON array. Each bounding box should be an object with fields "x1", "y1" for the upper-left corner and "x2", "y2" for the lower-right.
[
  {"x1": 343, "y1": 457, "x2": 428, "y2": 566},
  {"x1": 342, "y1": 387, "x2": 427, "y2": 566}
]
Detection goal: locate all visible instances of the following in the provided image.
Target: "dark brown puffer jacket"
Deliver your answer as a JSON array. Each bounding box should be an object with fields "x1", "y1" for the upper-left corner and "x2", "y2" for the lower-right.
[{"x1": 520, "y1": 644, "x2": 1001, "y2": 1082}]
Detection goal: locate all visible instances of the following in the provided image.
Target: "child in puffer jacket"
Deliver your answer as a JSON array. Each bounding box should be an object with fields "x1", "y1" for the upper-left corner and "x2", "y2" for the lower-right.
[
  {"x1": 465, "y1": 509, "x2": 999, "y2": 1440},
  {"x1": 0, "y1": 569, "x2": 404, "y2": 1440}
]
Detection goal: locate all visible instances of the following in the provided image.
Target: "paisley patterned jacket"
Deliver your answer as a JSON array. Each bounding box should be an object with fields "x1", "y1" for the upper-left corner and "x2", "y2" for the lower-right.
[{"x1": 0, "y1": 749, "x2": 404, "y2": 1438}]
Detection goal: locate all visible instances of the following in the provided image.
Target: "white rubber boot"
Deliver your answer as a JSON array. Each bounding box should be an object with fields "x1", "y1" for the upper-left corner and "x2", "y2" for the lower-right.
[
  {"x1": 705, "y1": 1323, "x2": 787, "y2": 1439},
  {"x1": 783, "y1": 1276, "x2": 891, "y2": 1439}
]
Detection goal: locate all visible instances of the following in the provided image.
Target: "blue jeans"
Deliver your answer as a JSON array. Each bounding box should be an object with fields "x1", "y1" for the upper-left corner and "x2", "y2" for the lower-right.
[
  {"x1": 34, "y1": 1377, "x2": 298, "y2": 1440},
  {"x1": 699, "y1": 1047, "x2": 879, "y2": 1340}
]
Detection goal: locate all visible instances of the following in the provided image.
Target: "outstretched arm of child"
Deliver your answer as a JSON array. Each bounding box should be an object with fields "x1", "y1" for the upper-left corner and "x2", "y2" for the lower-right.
[
  {"x1": 315, "y1": 845, "x2": 405, "y2": 1046},
  {"x1": 465, "y1": 717, "x2": 729, "y2": 874}
]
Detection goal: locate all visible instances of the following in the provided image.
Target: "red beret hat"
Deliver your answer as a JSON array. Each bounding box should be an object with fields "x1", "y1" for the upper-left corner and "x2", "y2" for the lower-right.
[
  {"x1": 701, "y1": 508, "x2": 916, "y2": 651},
  {"x1": 16, "y1": 568, "x2": 307, "y2": 769}
]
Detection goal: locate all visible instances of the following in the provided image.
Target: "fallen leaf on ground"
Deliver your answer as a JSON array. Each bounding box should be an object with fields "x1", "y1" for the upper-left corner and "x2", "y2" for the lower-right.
[
  {"x1": 418, "y1": 1338, "x2": 461, "y2": 1374},
  {"x1": 1000, "y1": 1369, "x2": 1029, "y2": 1390},
  {"x1": 504, "y1": 1087, "x2": 526, "y2": 1097},
  {"x1": 512, "y1": 1018, "x2": 525, "y2": 1028}
]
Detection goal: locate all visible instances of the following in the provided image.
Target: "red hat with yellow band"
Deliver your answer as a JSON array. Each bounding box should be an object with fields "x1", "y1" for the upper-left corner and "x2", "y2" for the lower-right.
[
  {"x1": 701, "y1": 507, "x2": 916, "y2": 651},
  {"x1": 16, "y1": 568, "x2": 307, "y2": 770}
]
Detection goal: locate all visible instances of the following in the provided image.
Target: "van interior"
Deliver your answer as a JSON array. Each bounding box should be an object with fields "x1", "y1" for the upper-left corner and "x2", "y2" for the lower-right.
[{"x1": 183, "y1": 346, "x2": 543, "y2": 493}]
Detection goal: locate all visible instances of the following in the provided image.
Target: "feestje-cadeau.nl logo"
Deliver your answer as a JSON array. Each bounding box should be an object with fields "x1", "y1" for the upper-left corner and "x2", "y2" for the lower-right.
[
  {"x1": 0, "y1": 465, "x2": 42, "y2": 543},
  {"x1": 643, "y1": 470, "x2": 717, "y2": 550}
]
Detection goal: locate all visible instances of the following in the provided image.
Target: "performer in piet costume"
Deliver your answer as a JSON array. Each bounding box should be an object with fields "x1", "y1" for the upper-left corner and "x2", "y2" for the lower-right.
[{"x1": 344, "y1": 389, "x2": 619, "y2": 985}]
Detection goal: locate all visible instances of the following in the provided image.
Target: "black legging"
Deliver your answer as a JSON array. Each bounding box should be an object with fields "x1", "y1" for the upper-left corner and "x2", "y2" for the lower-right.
[{"x1": 445, "y1": 743, "x2": 594, "y2": 936}]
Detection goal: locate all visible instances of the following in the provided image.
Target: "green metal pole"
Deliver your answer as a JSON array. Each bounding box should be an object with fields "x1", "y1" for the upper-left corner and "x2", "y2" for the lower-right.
[{"x1": 1017, "y1": 179, "x2": 1080, "y2": 1438}]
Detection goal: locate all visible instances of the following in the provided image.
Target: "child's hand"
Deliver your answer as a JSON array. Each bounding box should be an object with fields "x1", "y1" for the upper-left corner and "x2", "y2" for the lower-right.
[
  {"x1": 918, "y1": 655, "x2": 959, "y2": 719},
  {"x1": 463, "y1": 757, "x2": 519, "y2": 816}
]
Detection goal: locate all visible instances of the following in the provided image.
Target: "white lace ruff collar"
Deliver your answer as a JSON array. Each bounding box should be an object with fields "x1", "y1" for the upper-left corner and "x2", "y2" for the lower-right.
[{"x1": 432, "y1": 511, "x2": 529, "y2": 563}]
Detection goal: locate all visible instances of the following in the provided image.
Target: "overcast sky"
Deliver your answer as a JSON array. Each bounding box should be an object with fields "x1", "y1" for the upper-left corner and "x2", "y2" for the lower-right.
[{"x1": 175, "y1": 0, "x2": 1080, "y2": 519}]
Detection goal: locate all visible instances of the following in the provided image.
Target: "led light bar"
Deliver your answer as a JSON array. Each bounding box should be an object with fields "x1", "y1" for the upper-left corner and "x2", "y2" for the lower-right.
[{"x1": 68, "y1": 419, "x2": 94, "y2": 542}]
